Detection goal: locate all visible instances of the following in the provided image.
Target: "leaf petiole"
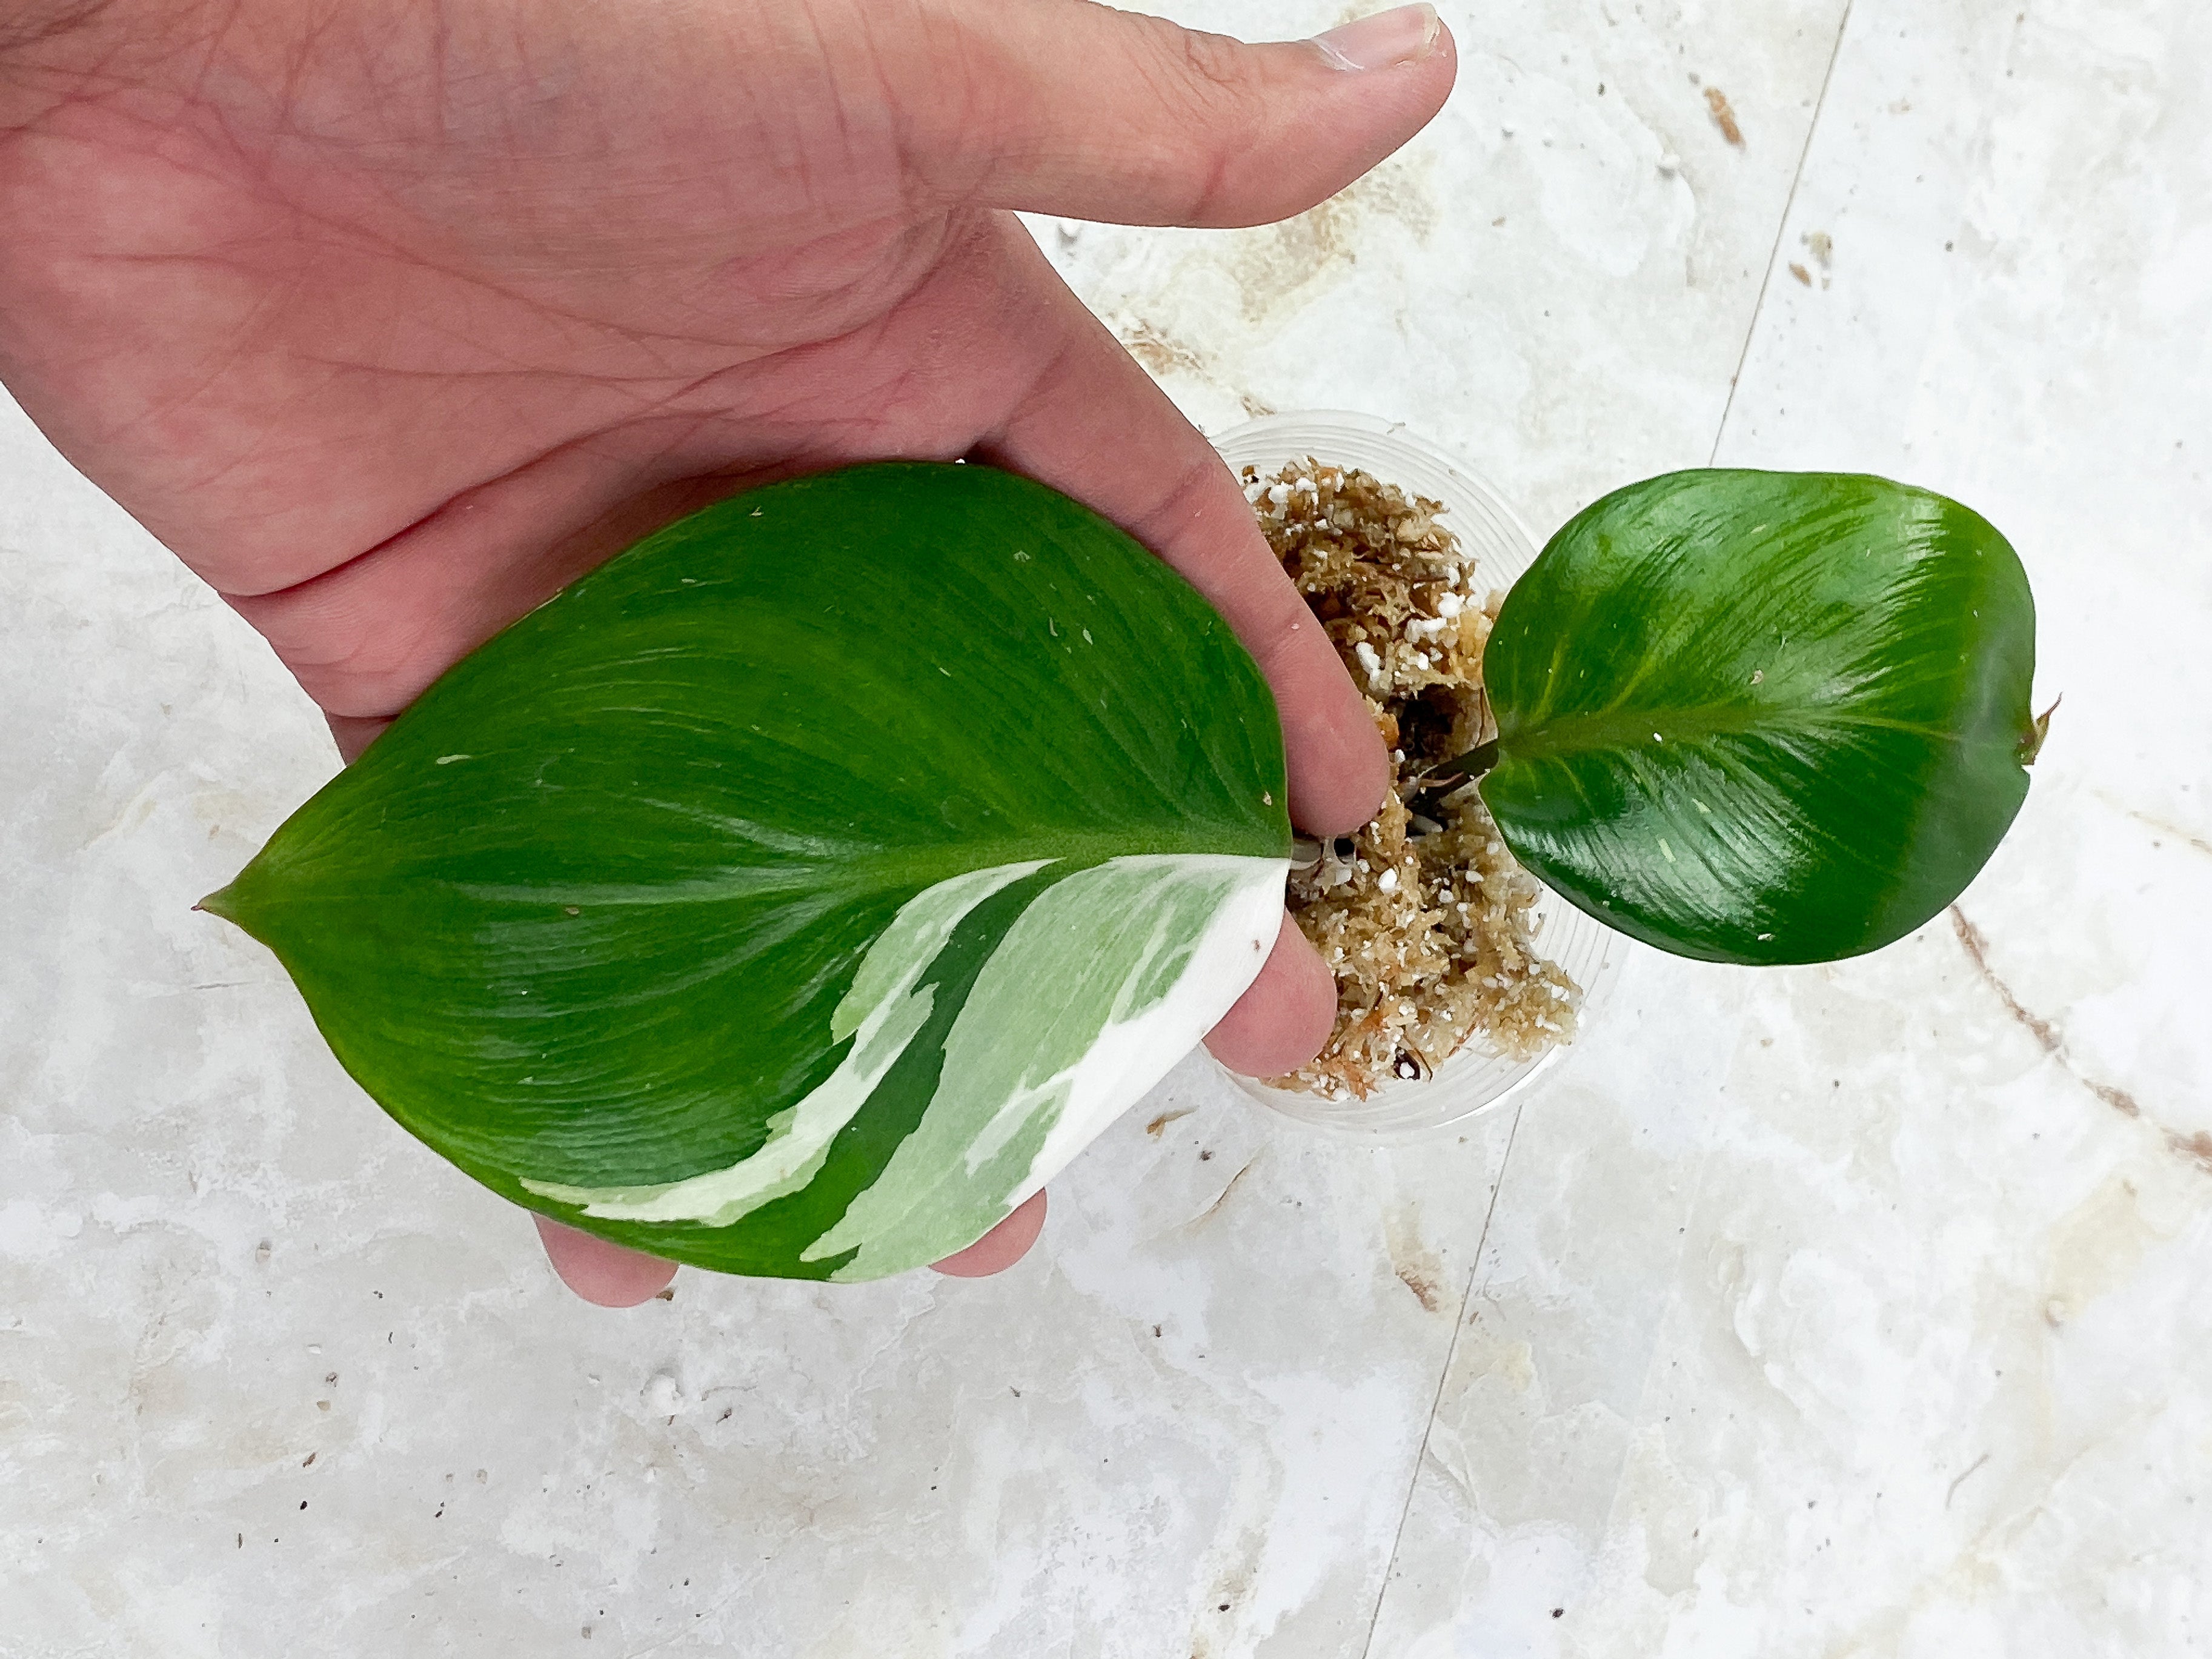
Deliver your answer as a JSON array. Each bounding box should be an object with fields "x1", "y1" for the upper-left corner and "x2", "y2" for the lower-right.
[{"x1": 1412, "y1": 738, "x2": 1501, "y2": 793}]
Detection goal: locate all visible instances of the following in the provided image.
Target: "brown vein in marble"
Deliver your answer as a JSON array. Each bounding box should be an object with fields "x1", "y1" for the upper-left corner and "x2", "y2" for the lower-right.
[
  {"x1": 1944, "y1": 1451, "x2": 1991, "y2": 1509},
  {"x1": 1950, "y1": 906, "x2": 2210, "y2": 1175},
  {"x1": 1116, "y1": 314, "x2": 1272, "y2": 416},
  {"x1": 1181, "y1": 1159, "x2": 1256, "y2": 1230},
  {"x1": 2173, "y1": 1130, "x2": 2212, "y2": 1176},
  {"x1": 1394, "y1": 1259, "x2": 1447, "y2": 1315},
  {"x1": 1950, "y1": 908, "x2": 2082, "y2": 1077},
  {"x1": 2121, "y1": 803, "x2": 2212, "y2": 862},
  {"x1": 1117, "y1": 321, "x2": 1206, "y2": 381}
]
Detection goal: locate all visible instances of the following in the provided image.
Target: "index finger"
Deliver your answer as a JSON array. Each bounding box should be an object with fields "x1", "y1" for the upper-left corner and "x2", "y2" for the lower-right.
[{"x1": 967, "y1": 238, "x2": 1388, "y2": 835}]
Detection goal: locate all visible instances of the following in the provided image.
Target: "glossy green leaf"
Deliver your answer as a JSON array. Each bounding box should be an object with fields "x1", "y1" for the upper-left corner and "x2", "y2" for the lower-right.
[
  {"x1": 204, "y1": 464, "x2": 1290, "y2": 1280},
  {"x1": 1480, "y1": 470, "x2": 2038, "y2": 965}
]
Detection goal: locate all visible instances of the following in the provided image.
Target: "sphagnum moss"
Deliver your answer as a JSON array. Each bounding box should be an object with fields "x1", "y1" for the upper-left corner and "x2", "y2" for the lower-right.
[{"x1": 1243, "y1": 458, "x2": 1579, "y2": 1100}]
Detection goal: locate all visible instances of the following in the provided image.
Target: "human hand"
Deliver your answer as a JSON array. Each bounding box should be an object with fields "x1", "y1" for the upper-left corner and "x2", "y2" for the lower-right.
[{"x1": 0, "y1": 0, "x2": 1453, "y2": 1299}]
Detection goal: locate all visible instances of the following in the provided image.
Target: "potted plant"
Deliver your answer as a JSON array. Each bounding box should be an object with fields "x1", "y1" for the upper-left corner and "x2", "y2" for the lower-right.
[
  {"x1": 1220, "y1": 413, "x2": 2045, "y2": 1134},
  {"x1": 202, "y1": 444, "x2": 2044, "y2": 1280}
]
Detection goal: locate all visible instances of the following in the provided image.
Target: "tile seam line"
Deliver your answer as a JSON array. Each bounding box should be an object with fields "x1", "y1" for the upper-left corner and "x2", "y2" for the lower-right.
[
  {"x1": 1356, "y1": 1098, "x2": 1527, "y2": 1659},
  {"x1": 1708, "y1": 0, "x2": 1859, "y2": 467}
]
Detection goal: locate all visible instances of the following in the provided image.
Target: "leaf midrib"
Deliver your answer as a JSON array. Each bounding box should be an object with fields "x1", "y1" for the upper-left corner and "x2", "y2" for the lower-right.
[
  {"x1": 243, "y1": 826, "x2": 1286, "y2": 912},
  {"x1": 1501, "y1": 701, "x2": 1982, "y2": 763}
]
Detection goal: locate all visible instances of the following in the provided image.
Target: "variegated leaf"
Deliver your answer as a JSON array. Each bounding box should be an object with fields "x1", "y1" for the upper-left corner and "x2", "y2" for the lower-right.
[{"x1": 204, "y1": 464, "x2": 1290, "y2": 1279}]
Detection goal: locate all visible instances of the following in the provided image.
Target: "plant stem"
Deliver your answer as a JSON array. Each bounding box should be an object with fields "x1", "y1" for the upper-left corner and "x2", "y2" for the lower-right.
[{"x1": 1413, "y1": 739, "x2": 1500, "y2": 791}]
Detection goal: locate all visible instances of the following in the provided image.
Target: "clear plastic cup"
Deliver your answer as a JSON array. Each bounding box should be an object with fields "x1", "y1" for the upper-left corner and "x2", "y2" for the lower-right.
[{"x1": 1211, "y1": 410, "x2": 1624, "y2": 1141}]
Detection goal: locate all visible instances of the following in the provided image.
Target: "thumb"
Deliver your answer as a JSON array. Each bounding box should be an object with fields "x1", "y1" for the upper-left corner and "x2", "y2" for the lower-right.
[{"x1": 904, "y1": 1, "x2": 1456, "y2": 227}]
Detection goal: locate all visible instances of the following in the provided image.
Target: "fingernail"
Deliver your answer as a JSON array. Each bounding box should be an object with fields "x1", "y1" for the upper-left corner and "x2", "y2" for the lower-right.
[{"x1": 1311, "y1": 4, "x2": 1442, "y2": 72}]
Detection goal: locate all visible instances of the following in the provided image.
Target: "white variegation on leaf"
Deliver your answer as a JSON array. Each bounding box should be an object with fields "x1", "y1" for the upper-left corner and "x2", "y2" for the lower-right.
[
  {"x1": 801, "y1": 853, "x2": 1284, "y2": 1278},
  {"x1": 526, "y1": 853, "x2": 1282, "y2": 1278},
  {"x1": 202, "y1": 464, "x2": 1294, "y2": 1279},
  {"x1": 518, "y1": 859, "x2": 1051, "y2": 1228}
]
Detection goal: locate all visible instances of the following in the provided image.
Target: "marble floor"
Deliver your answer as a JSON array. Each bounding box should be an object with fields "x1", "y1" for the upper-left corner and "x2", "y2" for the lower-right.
[{"x1": 4, "y1": 1, "x2": 2207, "y2": 1654}]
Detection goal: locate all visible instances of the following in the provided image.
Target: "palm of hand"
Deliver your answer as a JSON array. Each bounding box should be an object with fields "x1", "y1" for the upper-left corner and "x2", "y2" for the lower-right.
[
  {"x1": 10, "y1": 20, "x2": 1078, "y2": 730},
  {"x1": 0, "y1": 0, "x2": 1451, "y2": 1298}
]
